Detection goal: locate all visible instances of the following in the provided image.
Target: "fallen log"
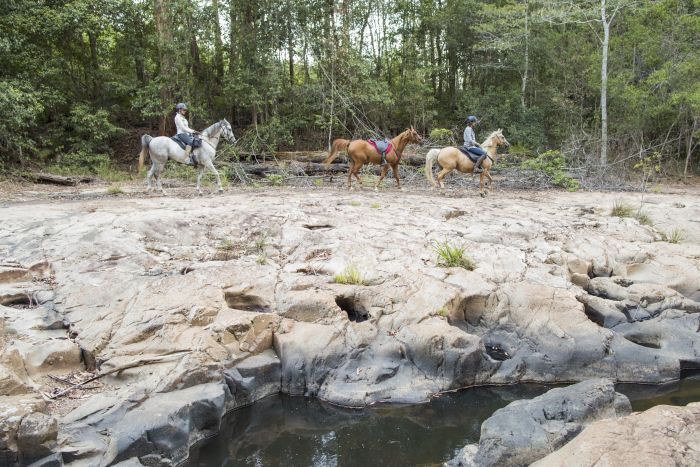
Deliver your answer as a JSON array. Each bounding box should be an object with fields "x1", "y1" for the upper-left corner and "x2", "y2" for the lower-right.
[
  {"x1": 30, "y1": 173, "x2": 95, "y2": 186},
  {"x1": 235, "y1": 162, "x2": 349, "y2": 176}
]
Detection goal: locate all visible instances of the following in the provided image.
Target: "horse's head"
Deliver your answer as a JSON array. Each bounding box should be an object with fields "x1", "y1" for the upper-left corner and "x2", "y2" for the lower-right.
[
  {"x1": 220, "y1": 119, "x2": 236, "y2": 144},
  {"x1": 489, "y1": 129, "x2": 510, "y2": 148},
  {"x1": 406, "y1": 126, "x2": 423, "y2": 144}
]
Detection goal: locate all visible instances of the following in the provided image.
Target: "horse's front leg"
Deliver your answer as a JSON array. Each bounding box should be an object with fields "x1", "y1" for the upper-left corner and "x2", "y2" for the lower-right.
[
  {"x1": 485, "y1": 171, "x2": 494, "y2": 194},
  {"x1": 207, "y1": 161, "x2": 224, "y2": 193},
  {"x1": 391, "y1": 164, "x2": 403, "y2": 191},
  {"x1": 347, "y1": 162, "x2": 354, "y2": 191}
]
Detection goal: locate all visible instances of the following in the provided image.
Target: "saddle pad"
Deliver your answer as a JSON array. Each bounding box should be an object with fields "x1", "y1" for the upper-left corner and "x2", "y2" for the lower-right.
[
  {"x1": 171, "y1": 135, "x2": 203, "y2": 150},
  {"x1": 457, "y1": 147, "x2": 481, "y2": 163},
  {"x1": 171, "y1": 136, "x2": 186, "y2": 150},
  {"x1": 368, "y1": 139, "x2": 393, "y2": 156}
]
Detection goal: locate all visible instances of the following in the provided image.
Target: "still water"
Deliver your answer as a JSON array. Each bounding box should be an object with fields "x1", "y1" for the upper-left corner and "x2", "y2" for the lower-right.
[{"x1": 189, "y1": 374, "x2": 700, "y2": 467}]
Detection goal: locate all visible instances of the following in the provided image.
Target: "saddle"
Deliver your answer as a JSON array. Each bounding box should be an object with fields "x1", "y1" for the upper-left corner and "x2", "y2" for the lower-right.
[
  {"x1": 368, "y1": 138, "x2": 394, "y2": 164},
  {"x1": 171, "y1": 134, "x2": 203, "y2": 150},
  {"x1": 457, "y1": 147, "x2": 483, "y2": 163}
]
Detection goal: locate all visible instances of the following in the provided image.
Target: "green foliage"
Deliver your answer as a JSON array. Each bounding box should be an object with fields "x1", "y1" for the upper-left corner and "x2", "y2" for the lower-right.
[
  {"x1": 1, "y1": 0, "x2": 698, "y2": 176},
  {"x1": 265, "y1": 174, "x2": 284, "y2": 186},
  {"x1": 432, "y1": 240, "x2": 476, "y2": 271},
  {"x1": 370, "y1": 203, "x2": 381, "y2": 209},
  {"x1": 429, "y1": 128, "x2": 454, "y2": 145},
  {"x1": 106, "y1": 184, "x2": 124, "y2": 195},
  {"x1": 333, "y1": 264, "x2": 366, "y2": 285},
  {"x1": 611, "y1": 201, "x2": 634, "y2": 218},
  {"x1": 521, "y1": 150, "x2": 580, "y2": 191}
]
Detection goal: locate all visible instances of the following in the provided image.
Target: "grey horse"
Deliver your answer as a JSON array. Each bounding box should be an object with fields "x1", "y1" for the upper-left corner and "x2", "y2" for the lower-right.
[{"x1": 138, "y1": 119, "x2": 236, "y2": 195}]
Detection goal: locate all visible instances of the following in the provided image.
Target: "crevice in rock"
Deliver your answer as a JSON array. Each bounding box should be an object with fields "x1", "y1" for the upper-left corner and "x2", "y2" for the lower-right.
[
  {"x1": 1, "y1": 293, "x2": 36, "y2": 308},
  {"x1": 302, "y1": 224, "x2": 334, "y2": 230},
  {"x1": 582, "y1": 304, "x2": 605, "y2": 327},
  {"x1": 224, "y1": 291, "x2": 271, "y2": 313},
  {"x1": 622, "y1": 334, "x2": 661, "y2": 349},
  {"x1": 484, "y1": 342, "x2": 511, "y2": 361},
  {"x1": 335, "y1": 295, "x2": 368, "y2": 323}
]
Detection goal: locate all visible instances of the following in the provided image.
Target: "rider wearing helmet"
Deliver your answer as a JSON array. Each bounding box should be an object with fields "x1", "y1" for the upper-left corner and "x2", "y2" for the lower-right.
[
  {"x1": 463, "y1": 115, "x2": 487, "y2": 174},
  {"x1": 174, "y1": 103, "x2": 199, "y2": 165}
]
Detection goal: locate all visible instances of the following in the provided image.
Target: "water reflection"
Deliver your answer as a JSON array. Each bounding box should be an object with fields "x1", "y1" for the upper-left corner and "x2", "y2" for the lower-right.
[
  {"x1": 189, "y1": 384, "x2": 557, "y2": 467},
  {"x1": 189, "y1": 376, "x2": 700, "y2": 467}
]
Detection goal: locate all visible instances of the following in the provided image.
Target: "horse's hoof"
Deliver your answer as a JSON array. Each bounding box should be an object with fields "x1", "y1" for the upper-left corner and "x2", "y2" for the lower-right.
[
  {"x1": 480, "y1": 192, "x2": 486, "y2": 198},
  {"x1": 217, "y1": 189, "x2": 224, "y2": 194},
  {"x1": 198, "y1": 192, "x2": 203, "y2": 196}
]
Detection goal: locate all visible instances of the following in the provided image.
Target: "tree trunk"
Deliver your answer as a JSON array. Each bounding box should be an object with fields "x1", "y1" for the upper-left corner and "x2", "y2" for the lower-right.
[
  {"x1": 521, "y1": 0, "x2": 529, "y2": 109},
  {"x1": 154, "y1": 0, "x2": 174, "y2": 136},
  {"x1": 212, "y1": 0, "x2": 224, "y2": 83},
  {"x1": 600, "y1": 0, "x2": 610, "y2": 165}
]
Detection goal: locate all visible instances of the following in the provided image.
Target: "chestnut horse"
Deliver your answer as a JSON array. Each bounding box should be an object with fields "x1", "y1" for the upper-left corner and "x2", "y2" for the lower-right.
[
  {"x1": 323, "y1": 127, "x2": 423, "y2": 190},
  {"x1": 425, "y1": 129, "x2": 509, "y2": 197}
]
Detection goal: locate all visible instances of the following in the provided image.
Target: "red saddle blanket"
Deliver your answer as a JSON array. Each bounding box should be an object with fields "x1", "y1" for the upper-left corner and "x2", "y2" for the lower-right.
[{"x1": 367, "y1": 139, "x2": 393, "y2": 156}]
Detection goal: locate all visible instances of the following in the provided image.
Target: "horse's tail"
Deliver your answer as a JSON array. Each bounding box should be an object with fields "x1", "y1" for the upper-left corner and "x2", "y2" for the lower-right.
[
  {"x1": 323, "y1": 138, "x2": 350, "y2": 166},
  {"x1": 425, "y1": 148, "x2": 440, "y2": 187},
  {"x1": 138, "y1": 134, "x2": 152, "y2": 172}
]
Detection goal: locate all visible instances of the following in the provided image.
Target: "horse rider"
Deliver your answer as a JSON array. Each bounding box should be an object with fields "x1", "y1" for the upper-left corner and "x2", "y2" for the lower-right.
[
  {"x1": 174, "y1": 103, "x2": 199, "y2": 165},
  {"x1": 463, "y1": 115, "x2": 487, "y2": 173}
]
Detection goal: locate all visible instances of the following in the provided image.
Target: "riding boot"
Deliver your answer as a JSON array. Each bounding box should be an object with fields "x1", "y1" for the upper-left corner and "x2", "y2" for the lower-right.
[
  {"x1": 473, "y1": 155, "x2": 487, "y2": 173},
  {"x1": 184, "y1": 145, "x2": 194, "y2": 165}
]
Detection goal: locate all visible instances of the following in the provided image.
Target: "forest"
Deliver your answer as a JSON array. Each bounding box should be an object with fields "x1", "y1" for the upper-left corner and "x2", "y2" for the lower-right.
[{"x1": 1, "y1": 0, "x2": 698, "y2": 178}]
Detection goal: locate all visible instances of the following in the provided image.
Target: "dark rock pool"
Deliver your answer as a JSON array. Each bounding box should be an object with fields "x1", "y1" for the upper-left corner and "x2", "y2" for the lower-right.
[{"x1": 189, "y1": 374, "x2": 700, "y2": 467}]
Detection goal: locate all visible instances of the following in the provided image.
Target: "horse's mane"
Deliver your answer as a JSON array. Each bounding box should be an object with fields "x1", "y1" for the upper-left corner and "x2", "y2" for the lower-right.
[{"x1": 201, "y1": 120, "x2": 222, "y2": 138}]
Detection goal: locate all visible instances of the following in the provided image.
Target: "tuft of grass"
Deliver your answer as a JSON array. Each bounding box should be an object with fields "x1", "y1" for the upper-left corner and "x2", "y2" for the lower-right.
[
  {"x1": 611, "y1": 200, "x2": 634, "y2": 218},
  {"x1": 350, "y1": 200, "x2": 361, "y2": 207},
  {"x1": 217, "y1": 237, "x2": 235, "y2": 252},
  {"x1": 436, "y1": 306, "x2": 448, "y2": 318},
  {"x1": 370, "y1": 202, "x2": 381, "y2": 209},
  {"x1": 333, "y1": 264, "x2": 366, "y2": 285},
  {"x1": 251, "y1": 231, "x2": 269, "y2": 254},
  {"x1": 256, "y1": 254, "x2": 268, "y2": 265},
  {"x1": 635, "y1": 212, "x2": 653, "y2": 226},
  {"x1": 662, "y1": 228, "x2": 685, "y2": 244},
  {"x1": 107, "y1": 184, "x2": 124, "y2": 195},
  {"x1": 313, "y1": 178, "x2": 324, "y2": 187},
  {"x1": 432, "y1": 240, "x2": 476, "y2": 270},
  {"x1": 265, "y1": 174, "x2": 284, "y2": 186}
]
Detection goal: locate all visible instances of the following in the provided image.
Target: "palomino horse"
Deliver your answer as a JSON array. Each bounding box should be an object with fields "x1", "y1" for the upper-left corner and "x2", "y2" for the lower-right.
[
  {"x1": 425, "y1": 129, "x2": 509, "y2": 197},
  {"x1": 323, "y1": 127, "x2": 423, "y2": 190},
  {"x1": 138, "y1": 119, "x2": 236, "y2": 195}
]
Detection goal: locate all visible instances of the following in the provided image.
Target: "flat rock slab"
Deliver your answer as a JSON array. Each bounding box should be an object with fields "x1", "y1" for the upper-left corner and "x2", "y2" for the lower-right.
[
  {"x1": 448, "y1": 379, "x2": 631, "y2": 467},
  {"x1": 533, "y1": 402, "x2": 700, "y2": 467}
]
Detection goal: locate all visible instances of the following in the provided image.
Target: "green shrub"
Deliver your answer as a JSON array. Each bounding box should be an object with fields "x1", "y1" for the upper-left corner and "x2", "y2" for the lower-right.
[
  {"x1": 428, "y1": 128, "x2": 454, "y2": 145},
  {"x1": 432, "y1": 240, "x2": 476, "y2": 270},
  {"x1": 521, "y1": 150, "x2": 580, "y2": 191},
  {"x1": 265, "y1": 174, "x2": 284, "y2": 186}
]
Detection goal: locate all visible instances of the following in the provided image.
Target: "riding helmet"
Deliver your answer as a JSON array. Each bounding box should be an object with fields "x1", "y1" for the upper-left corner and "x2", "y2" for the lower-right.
[
  {"x1": 175, "y1": 103, "x2": 188, "y2": 110},
  {"x1": 466, "y1": 115, "x2": 478, "y2": 123}
]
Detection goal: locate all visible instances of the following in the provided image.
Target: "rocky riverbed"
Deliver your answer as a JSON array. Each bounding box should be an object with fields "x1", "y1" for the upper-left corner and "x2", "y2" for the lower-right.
[{"x1": 1, "y1": 184, "x2": 699, "y2": 465}]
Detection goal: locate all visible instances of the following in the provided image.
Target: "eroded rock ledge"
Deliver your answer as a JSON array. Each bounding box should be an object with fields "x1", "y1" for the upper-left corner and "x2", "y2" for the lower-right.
[{"x1": 0, "y1": 189, "x2": 699, "y2": 464}]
